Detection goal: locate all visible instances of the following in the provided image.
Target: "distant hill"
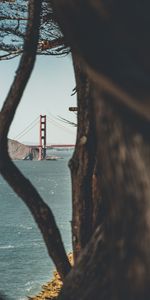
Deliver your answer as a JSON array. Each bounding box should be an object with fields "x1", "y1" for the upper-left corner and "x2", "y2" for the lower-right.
[{"x1": 8, "y1": 139, "x2": 38, "y2": 160}]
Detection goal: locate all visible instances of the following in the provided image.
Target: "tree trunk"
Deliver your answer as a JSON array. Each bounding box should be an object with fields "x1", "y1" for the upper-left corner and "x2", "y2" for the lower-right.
[
  {"x1": 69, "y1": 53, "x2": 98, "y2": 261},
  {"x1": 57, "y1": 87, "x2": 150, "y2": 300}
]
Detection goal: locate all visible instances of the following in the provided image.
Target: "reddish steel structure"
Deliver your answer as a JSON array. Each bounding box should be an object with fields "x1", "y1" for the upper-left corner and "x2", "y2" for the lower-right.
[{"x1": 38, "y1": 115, "x2": 46, "y2": 160}]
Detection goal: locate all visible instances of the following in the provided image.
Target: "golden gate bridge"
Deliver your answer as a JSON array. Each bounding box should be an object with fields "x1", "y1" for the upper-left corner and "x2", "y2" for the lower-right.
[{"x1": 13, "y1": 114, "x2": 75, "y2": 160}]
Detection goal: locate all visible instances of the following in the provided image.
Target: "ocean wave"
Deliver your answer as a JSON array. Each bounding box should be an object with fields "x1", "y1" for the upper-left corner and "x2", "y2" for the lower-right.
[
  {"x1": 0, "y1": 245, "x2": 15, "y2": 249},
  {"x1": 19, "y1": 224, "x2": 33, "y2": 230},
  {"x1": 25, "y1": 280, "x2": 39, "y2": 293}
]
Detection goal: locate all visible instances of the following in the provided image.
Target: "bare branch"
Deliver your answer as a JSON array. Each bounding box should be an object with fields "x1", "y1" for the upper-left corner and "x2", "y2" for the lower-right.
[
  {"x1": 0, "y1": 26, "x2": 25, "y2": 38},
  {"x1": 0, "y1": 36, "x2": 69, "y2": 61},
  {"x1": 0, "y1": 0, "x2": 71, "y2": 280},
  {"x1": 0, "y1": 0, "x2": 70, "y2": 59},
  {"x1": 0, "y1": 16, "x2": 28, "y2": 21},
  {"x1": 0, "y1": 49, "x2": 22, "y2": 60},
  {"x1": 1, "y1": 154, "x2": 71, "y2": 280}
]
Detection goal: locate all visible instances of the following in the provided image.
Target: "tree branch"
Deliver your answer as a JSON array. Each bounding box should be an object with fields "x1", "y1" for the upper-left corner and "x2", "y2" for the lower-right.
[
  {"x1": 0, "y1": 0, "x2": 71, "y2": 280},
  {"x1": 1, "y1": 154, "x2": 71, "y2": 280},
  {"x1": 0, "y1": 37, "x2": 68, "y2": 61},
  {"x1": 0, "y1": 1, "x2": 69, "y2": 60}
]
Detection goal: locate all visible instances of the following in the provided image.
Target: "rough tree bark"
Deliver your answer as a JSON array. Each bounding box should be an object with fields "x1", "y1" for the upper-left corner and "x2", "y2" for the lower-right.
[
  {"x1": 1, "y1": 0, "x2": 150, "y2": 298},
  {"x1": 57, "y1": 87, "x2": 150, "y2": 300},
  {"x1": 69, "y1": 53, "x2": 97, "y2": 261},
  {"x1": 50, "y1": 0, "x2": 150, "y2": 299},
  {"x1": 0, "y1": 0, "x2": 71, "y2": 280},
  {"x1": 52, "y1": 0, "x2": 150, "y2": 122}
]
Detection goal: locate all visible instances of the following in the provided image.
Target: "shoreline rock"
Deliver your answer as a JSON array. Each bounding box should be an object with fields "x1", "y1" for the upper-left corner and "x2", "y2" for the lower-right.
[
  {"x1": 29, "y1": 253, "x2": 73, "y2": 300},
  {"x1": 8, "y1": 139, "x2": 38, "y2": 160}
]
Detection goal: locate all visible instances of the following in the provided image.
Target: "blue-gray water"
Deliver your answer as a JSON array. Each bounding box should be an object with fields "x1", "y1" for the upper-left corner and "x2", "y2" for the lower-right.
[{"x1": 0, "y1": 151, "x2": 73, "y2": 300}]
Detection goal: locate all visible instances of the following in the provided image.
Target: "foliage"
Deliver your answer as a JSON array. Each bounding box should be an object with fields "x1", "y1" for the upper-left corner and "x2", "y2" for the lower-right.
[{"x1": 0, "y1": 0, "x2": 69, "y2": 60}]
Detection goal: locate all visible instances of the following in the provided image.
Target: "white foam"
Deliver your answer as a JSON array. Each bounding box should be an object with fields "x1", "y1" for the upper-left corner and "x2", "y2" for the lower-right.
[
  {"x1": 25, "y1": 281, "x2": 37, "y2": 292},
  {"x1": 0, "y1": 244, "x2": 15, "y2": 249},
  {"x1": 19, "y1": 224, "x2": 33, "y2": 230}
]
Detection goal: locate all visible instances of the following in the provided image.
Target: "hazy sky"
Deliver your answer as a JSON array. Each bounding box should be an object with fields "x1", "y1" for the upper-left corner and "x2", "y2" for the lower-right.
[{"x1": 0, "y1": 54, "x2": 77, "y2": 145}]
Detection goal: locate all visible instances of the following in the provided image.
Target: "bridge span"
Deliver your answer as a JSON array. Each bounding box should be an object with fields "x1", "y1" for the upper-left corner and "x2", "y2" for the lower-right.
[
  {"x1": 15, "y1": 115, "x2": 75, "y2": 160},
  {"x1": 28, "y1": 144, "x2": 75, "y2": 149}
]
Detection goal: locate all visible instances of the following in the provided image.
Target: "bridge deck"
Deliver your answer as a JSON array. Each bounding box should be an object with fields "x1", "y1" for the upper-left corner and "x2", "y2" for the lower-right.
[{"x1": 28, "y1": 144, "x2": 75, "y2": 148}]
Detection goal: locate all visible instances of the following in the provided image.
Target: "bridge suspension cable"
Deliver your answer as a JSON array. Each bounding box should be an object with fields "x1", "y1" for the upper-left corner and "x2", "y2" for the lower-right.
[
  {"x1": 16, "y1": 120, "x2": 39, "y2": 141},
  {"x1": 47, "y1": 113, "x2": 75, "y2": 135},
  {"x1": 47, "y1": 116, "x2": 74, "y2": 135},
  {"x1": 12, "y1": 113, "x2": 76, "y2": 144},
  {"x1": 13, "y1": 116, "x2": 39, "y2": 141}
]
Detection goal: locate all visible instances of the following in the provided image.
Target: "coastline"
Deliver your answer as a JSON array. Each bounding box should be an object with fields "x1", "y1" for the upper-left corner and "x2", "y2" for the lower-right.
[{"x1": 29, "y1": 253, "x2": 73, "y2": 300}]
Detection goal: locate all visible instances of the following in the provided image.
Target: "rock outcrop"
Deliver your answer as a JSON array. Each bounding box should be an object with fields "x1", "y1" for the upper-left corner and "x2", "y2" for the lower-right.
[
  {"x1": 29, "y1": 253, "x2": 73, "y2": 300},
  {"x1": 8, "y1": 139, "x2": 38, "y2": 160}
]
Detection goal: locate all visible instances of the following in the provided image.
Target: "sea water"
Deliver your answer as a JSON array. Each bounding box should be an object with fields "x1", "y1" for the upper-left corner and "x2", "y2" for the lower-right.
[{"x1": 0, "y1": 151, "x2": 73, "y2": 300}]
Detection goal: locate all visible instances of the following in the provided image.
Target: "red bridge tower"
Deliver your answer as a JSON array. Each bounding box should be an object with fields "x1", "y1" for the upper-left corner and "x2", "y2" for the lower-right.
[{"x1": 38, "y1": 115, "x2": 46, "y2": 160}]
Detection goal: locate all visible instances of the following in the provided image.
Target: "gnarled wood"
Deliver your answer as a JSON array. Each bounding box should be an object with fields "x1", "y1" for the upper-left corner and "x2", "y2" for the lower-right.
[
  {"x1": 58, "y1": 88, "x2": 150, "y2": 300},
  {"x1": 53, "y1": 0, "x2": 150, "y2": 124},
  {"x1": 51, "y1": 1, "x2": 150, "y2": 299},
  {"x1": 69, "y1": 53, "x2": 97, "y2": 261},
  {"x1": 0, "y1": 0, "x2": 71, "y2": 280}
]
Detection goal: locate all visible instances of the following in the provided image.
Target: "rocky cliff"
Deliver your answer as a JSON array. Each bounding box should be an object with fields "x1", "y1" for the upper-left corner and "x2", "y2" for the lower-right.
[{"x1": 8, "y1": 139, "x2": 38, "y2": 160}]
